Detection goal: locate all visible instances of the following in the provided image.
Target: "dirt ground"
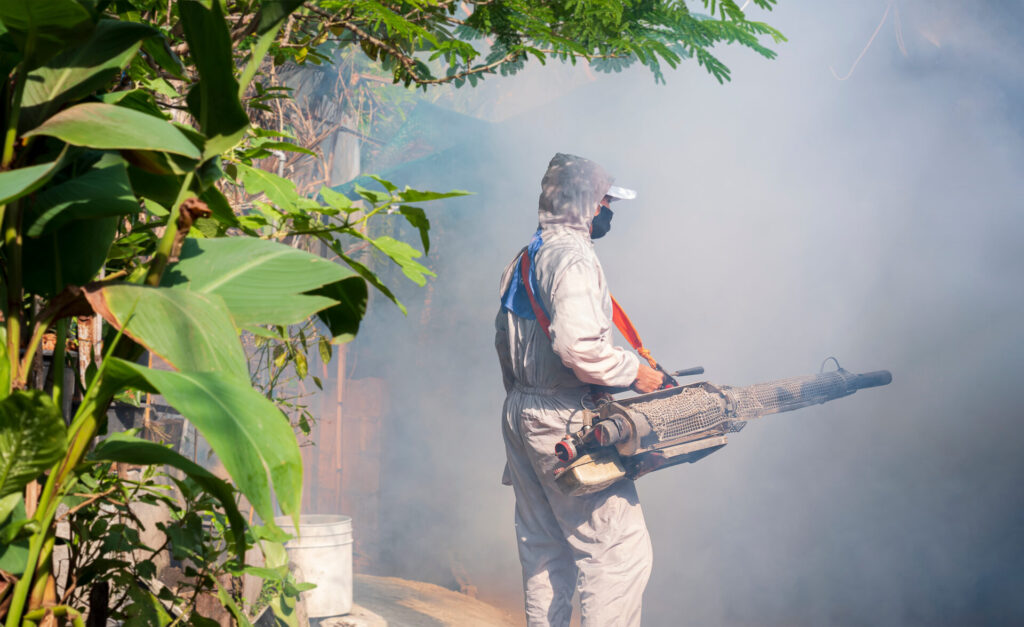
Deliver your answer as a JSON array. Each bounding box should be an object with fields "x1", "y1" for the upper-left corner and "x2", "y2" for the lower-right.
[{"x1": 343, "y1": 574, "x2": 522, "y2": 626}]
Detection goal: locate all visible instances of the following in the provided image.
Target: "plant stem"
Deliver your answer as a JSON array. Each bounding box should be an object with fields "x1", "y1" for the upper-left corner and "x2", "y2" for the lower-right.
[
  {"x1": 349, "y1": 194, "x2": 398, "y2": 229},
  {"x1": 28, "y1": 535, "x2": 55, "y2": 609},
  {"x1": 0, "y1": 29, "x2": 44, "y2": 394},
  {"x1": 19, "y1": 312, "x2": 55, "y2": 389},
  {"x1": 52, "y1": 319, "x2": 67, "y2": 412},
  {"x1": 7, "y1": 218, "x2": 182, "y2": 624},
  {"x1": 144, "y1": 172, "x2": 194, "y2": 286},
  {"x1": 1, "y1": 29, "x2": 34, "y2": 169},
  {"x1": 23, "y1": 605, "x2": 85, "y2": 627},
  {"x1": 4, "y1": 526, "x2": 44, "y2": 627},
  {"x1": 3, "y1": 380, "x2": 110, "y2": 627},
  {"x1": 3, "y1": 200, "x2": 23, "y2": 391}
]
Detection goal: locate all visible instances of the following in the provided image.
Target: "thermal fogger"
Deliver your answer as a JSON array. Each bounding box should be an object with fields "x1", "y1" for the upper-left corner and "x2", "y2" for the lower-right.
[{"x1": 553, "y1": 360, "x2": 892, "y2": 496}]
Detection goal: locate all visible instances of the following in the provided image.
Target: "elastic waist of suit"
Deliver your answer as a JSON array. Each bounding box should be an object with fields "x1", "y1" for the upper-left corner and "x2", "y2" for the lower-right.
[{"x1": 512, "y1": 381, "x2": 587, "y2": 396}]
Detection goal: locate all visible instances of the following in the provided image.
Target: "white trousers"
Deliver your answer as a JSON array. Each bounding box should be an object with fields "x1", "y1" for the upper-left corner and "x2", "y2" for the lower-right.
[{"x1": 503, "y1": 386, "x2": 653, "y2": 627}]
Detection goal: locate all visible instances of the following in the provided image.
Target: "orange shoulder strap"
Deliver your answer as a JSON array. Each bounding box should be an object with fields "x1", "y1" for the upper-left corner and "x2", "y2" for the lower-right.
[{"x1": 611, "y1": 295, "x2": 659, "y2": 369}]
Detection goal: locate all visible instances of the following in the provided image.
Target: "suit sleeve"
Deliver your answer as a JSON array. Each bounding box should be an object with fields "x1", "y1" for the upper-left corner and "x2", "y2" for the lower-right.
[
  {"x1": 545, "y1": 258, "x2": 640, "y2": 388},
  {"x1": 494, "y1": 309, "x2": 515, "y2": 394}
]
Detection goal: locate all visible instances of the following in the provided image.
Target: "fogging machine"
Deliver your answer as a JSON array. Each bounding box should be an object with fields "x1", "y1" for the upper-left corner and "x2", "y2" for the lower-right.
[{"x1": 553, "y1": 359, "x2": 892, "y2": 496}]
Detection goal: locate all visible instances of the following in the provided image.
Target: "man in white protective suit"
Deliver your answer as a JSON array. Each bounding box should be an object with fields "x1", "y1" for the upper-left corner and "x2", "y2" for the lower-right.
[{"x1": 496, "y1": 153, "x2": 664, "y2": 626}]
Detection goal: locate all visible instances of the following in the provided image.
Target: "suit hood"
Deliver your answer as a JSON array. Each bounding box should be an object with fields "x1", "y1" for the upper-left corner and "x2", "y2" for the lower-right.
[{"x1": 538, "y1": 153, "x2": 614, "y2": 234}]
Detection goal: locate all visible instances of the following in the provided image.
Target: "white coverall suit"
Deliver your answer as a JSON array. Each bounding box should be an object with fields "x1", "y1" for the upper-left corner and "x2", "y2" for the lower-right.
[{"x1": 496, "y1": 153, "x2": 653, "y2": 626}]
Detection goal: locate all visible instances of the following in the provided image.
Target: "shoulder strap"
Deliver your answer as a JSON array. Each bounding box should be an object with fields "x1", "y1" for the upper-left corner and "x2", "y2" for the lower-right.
[
  {"x1": 519, "y1": 250, "x2": 551, "y2": 339},
  {"x1": 611, "y1": 295, "x2": 659, "y2": 370},
  {"x1": 521, "y1": 251, "x2": 661, "y2": 373}
]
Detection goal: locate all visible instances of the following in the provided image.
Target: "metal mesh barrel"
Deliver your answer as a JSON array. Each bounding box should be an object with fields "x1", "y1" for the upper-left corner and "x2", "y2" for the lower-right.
[
  {"x1": 623, "y1": 385, "x2": 732, "y2": 442},
  {"x1": 725, "y1": 371, "x2": 852, "y2": 419},
  {"x1": 615, "y1": 368, "x2": 889, "y2": 444}
]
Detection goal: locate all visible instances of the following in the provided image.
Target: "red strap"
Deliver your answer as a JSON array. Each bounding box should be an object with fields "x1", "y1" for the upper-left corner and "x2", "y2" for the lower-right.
[
  {"x1": 521, "y1": 251, "x2": 659, "y2": 371},
  {"x1": 520, "y1": 251, "x2": 551, "y2": 338},
  {"x1": 611, "y1": 295, "x2": 659, "y2": 369}
]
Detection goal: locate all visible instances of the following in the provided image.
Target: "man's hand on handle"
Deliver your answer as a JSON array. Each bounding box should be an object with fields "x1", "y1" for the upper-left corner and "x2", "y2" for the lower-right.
[{"x1": 633, "y1": 362, "x2": 664, "y2": 394}]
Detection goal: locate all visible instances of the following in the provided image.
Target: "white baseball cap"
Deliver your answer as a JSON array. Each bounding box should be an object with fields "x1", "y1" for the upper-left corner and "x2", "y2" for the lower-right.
[{"x1": 606, "y1": 185, "x2": 637, "y2": 201}]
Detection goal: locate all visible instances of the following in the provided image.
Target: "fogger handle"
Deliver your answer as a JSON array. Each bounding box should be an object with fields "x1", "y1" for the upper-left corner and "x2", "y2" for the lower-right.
[
  {"x1": 672, "y1": 366, "x2": 705, "y2": 377},
  {"x1": 850, "y1": 370, "x2": 892, "y2": 390}
]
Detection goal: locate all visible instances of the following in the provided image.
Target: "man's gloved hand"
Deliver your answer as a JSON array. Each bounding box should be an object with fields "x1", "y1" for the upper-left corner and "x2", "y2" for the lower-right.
[{"x1": 633, "y1": 362, "x2": 664, "y2": 394}]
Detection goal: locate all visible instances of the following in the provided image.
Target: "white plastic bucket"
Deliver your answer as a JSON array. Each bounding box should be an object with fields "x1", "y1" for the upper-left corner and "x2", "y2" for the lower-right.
[{"x1": 274, "y1": 515, "x2": 353, "y2": 617}]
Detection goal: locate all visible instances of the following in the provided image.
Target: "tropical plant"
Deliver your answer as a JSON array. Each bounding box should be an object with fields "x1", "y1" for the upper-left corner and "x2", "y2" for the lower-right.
[{"x1": 0, "y1": 1, "x2": 462, "y2": 624}]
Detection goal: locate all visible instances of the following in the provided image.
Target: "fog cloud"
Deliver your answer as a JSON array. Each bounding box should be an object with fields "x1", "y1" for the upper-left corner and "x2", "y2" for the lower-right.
[{"x1": 343, "y1": 2, "x2": 1024, "y2": 623}]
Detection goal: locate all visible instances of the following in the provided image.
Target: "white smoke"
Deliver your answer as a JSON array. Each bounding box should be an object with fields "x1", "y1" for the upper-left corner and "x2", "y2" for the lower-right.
[{"x1": 347, "y1": 2, "x2": 1024, "y2": 624}]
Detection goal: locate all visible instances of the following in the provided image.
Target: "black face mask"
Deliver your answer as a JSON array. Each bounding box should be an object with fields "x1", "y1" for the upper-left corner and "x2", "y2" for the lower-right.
[{"x1": 590, "y1": 205, "x2": 614, "y2": 239}]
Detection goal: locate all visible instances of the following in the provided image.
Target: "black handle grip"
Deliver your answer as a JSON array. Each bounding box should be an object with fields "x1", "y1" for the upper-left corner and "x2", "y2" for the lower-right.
[
  {"x1": 851, "y1": 370, "x2": 892, "y2": 390},
  {"x1": 672, "y1": 366, "x2": 704, "y2": 377}
]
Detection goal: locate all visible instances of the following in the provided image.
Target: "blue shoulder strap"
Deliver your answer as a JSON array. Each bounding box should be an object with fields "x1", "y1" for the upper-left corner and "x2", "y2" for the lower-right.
[{"x1": 500, "y1": 229, "x2": 549, "y2": 321}]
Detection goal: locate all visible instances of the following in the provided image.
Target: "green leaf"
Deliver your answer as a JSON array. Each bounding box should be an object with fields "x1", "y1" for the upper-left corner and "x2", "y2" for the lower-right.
[
  {"x1": 317, "y1": 336, "x2": 332, "y2": 365},
  {"x1": 104, "y1": 359, "x2": 302, "y2": 532},
  {"x1": 18, "y1": 155, "x2": 129, "y2": 297},
  {"x1": 234, "y1": 162, "x2": 297, "y2": 209},
  {"x1": 21, "y1": 19, "x2": 156, "y2": 131},
  {"x1": 0, "y1": 545, "x2": 28, "y2": 579},
  {"x1": 141, "y1": 35, "x2": 185, "y2": 80},
  {"x1": 256, "y1": 0, "x2": 305, "y2": 35},
  {"x1": 246, "y1": 140, "x2": 317, "y2": 158},
  {"x1": 293, "y1": 350, "x2": 307, "y2": 379},
  {"x1": 369, "y1": 235, "x2": 435, "y2": 286},
  {"x1": 216, "y1": 580, "x2": 254, "y2": 627},
  {"x1": 91, "y1": 432, "x2": 248, "y2": 562},
  {"x1": 258, "y1": 535, "x2": 289, "y2": 567},
  {"x1": 24, "y1": 102, "x2": 202, "y2": 159},
  {"x1": 337, "y1": 251, "x2": 406, "y2": 314},
  {"x1": 99, "y1": 88, "x2": 166, "y2": 117},
  {"x1": 122, "y1": 584, "x2": 174, "y2": 626},
  {"x1": 180, "y1": 0, "x2": 249, "y2": 158},
  {"x1": 318, "y1": 185, "x2": 354, "y2": 213},
  {"x1": 142, "y1": 197, "x2": 168, "y2": 217},
  {"x1": 22, "y1": 214, "x2": 116, "y2": 297},
  {"x1": 366, "y1": 174, "x2": 396, "y2": 193},
  {"x1": 398, "y1": 205, "x2": 430, "y2": 255},
  {"x1": 269, "y1": 596, "x2": 300, "y2": 627},
  {"x1": 0, "y1": 390, "x2": 68, "y2": 498},
  {"x1": 0, "y1": 492, "x2": 20, "y2": 526},
  {"x1": 0, "y1": 330, "x2": 7, "y2": 396},
  {"x1": 0, "y1": 154, "x2": 66, "y2": 205},
  {"x1": 83, "y1": 283, "x2": 249, "y2": 381},
  {"x1": 23, "y1": 158, "x2": 137, "y2": 237},
  {"x1": 0, "y1": 0, "x2": 93, "y2": 69},
  {"x1": 0, "y1": 516, "x2": 36, "y2": 545},
  {"x1": 0, "y1": 497, "x2": 29, "y2": 576},
  {"x1": 200, "y1": 186, "x2": 240, "y2": 229},
  {"x1": 241, "y1": 564, "x2": 284, "y2": 580},
  {"x1": 162, "y1": 238, "x2": 358, "y2": 329},
  {"x1": 273, "y1": 346, "x2": 288, "y2": 370},
  {"x1": 126, "y1": 165, "x2": 182, "y2": 208},
  {"x1": 397, "y1": 187, "x2": 472, "y2": 203},
  {"x1": 352, "y1": 183, "x2": 389, "y2": 205},
  {"x1": 308, "y1": 276, "x2": 367, "y2": 343},
  {"x1": 238, "y1": 19, "x2": 282, "y2": 98},
  {"x1": 243, "y1": 325, "x2": 284, "y2": 341}
]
